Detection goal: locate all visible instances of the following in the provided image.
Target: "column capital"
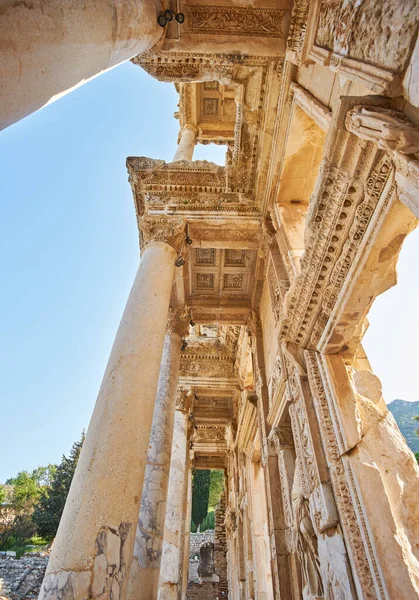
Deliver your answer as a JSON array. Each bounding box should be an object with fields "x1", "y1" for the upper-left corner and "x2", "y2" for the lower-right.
[
  {"x1": 181, "y1": 123, "x2": 198, "y2": 135},
  {"x1": 268, "y1": 426, "x2": 294, "y2": 455},
  {"x1": 139, "y1": 216, "x2": 185, "y2": 253},
  {"x1": 176, "y1": 387, "x2": 194, "y2": 413},
  {"x1": 166, "y1": 307, "x2": 190, "y2": 338}
]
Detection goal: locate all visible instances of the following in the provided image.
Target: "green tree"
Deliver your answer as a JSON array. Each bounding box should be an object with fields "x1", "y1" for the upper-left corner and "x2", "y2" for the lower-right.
[
  {"x1": 33, "y1": 432, "x2": 84, "y2": 539},
  {"x1": 31, "y1": 465, "x2": 57, "y2": 488},
  {"x1": 192, "y1": 470, "x2": 211, "y2": 529},
  {"x1": 0, "y1": 471, "x2": 41, "y2": 547},
  {"x1": 208, "y1": 470, "x2": 224, "y2": 512}
]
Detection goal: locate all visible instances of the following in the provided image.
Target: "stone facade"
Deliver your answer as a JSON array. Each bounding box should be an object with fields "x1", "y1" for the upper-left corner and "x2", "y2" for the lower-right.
[{"x1": 2, "y1": 1, "x2": 419, "y2": 599}]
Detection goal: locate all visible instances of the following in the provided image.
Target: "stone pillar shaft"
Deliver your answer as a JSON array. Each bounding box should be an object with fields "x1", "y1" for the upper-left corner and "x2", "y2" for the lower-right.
[
  {"x1": 181, "y1": 467, "x2": 193, "y2": 600},
  {"x1": 40, "y1": 241, "x2": 177, "y2": 600},
  {"x1": 0, "y1": 0, "x2": 162, "y2": 130},
  {"x1": 157, "y1": 406, "x2": 190, "y2": 600},
  {"x1": 127, "y1": 310, "x2": 187, "y2": 600},
  {"x1": 173, "y1": 126, "x2": 197, "y2": 162}
]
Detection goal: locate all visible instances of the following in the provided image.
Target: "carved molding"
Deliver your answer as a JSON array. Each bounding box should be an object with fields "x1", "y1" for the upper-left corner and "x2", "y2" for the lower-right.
[{"x1": 305, "y1": 350, "x2": 387, "y2": 599}]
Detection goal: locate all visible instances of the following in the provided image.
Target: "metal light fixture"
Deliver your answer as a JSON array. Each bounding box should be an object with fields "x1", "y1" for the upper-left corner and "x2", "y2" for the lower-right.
[
  {"x1": 157, "y1": 9, "x2": 185, "y2": 27},
  {"x1": 175, "y1": 256, "x2": 185, "y2": 267},
  {"x1": 181, "y1": 339, "x2": 188, "y2": 351},
  {"x1": 190, "y1": 319, "x2": 195, "y2": 327},
  {"x1": 185, "y1": 224, "x2": 193, "y2": 245}
]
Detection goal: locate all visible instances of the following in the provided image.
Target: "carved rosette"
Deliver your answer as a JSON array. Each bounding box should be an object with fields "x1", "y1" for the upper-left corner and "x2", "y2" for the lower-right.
[
  {"x1": 139, "y1": 216, "x2": 185, "y2": 252},
  {"x1": 176, "y1": 387, "x2": 194, "y2": 413},
  {"x1": 166, "y1": 307, "x2": 190, "y2": 338}
]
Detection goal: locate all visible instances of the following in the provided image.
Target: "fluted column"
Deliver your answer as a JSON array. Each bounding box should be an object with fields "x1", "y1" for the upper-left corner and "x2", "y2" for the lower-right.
[
  {"x1": 173, "y1": 125, "x2": 197, "y2": 162},
  {"x1": 157, "y1": 390, "x2": 193, "y2": 600},
  {"x1": 127, "y1": 309, "x2": 189, "y2": 600},
  {"x1": 40, "y1": 217, "x2": 184, "y2": 600},
  {"x1": 0, "y1": 0, "x2": 162, "y2": 130}
]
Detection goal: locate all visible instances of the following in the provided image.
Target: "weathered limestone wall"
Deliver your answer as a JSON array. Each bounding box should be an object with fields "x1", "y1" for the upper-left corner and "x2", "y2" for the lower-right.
[{"x1": 189, "y1": 532, "x2": 215, "y2": 558}]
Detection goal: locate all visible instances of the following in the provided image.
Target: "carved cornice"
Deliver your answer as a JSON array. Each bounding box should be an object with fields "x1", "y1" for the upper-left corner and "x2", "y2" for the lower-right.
[
  {"x1": 280, "y1": 97, "x2": 402, "y2": 353},
  {"x1": 138, "y1": 216, "x2": 185, "y2": 252}
]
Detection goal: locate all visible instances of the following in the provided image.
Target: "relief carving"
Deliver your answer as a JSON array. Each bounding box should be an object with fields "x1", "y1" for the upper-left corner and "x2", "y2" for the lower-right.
[{"x1": 183, "y1": 6, "x2": 288, "y2": 38}]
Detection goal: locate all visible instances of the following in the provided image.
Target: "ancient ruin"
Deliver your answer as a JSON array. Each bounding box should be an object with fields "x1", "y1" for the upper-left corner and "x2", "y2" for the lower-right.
[{"x1": 2, "y1": 0, "x2": 419, "y2": 598}]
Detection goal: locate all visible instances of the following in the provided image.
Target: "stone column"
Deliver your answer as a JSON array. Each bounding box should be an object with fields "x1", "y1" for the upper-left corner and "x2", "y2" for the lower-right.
[
  {"x1": 0, "y1": 0, "x2": 163, "y2": 130},
  {"x1": 157, "y1": 390, "x2": 192, "y2": 600},
  {"x1": 173, "y1": 125, "x2": 197, "y2": 162},
  {"x1": 40, "y1": 217, "x2": 185, "y2": 600},
  {"x1": 127, "y1": 309, "x2": 189, "y2": 600},
  {"x1": 181, "y1": 460, "x2": 193, "y2": 600}
]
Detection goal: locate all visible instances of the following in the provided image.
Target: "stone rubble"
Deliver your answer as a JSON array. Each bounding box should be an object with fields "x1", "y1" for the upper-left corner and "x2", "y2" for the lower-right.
[{"x1": 0, "y1": 554, "x2": 48, "y2": 600}]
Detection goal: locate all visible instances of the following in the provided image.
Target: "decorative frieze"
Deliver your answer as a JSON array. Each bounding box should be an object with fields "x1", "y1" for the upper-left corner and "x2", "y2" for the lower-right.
[{"x1": 183, "y1": 6, "x2": 288, "y2": 39}]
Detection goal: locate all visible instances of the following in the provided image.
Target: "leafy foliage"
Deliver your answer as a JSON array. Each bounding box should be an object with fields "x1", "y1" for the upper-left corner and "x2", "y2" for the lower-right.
[
  {"x1": 192, "y1": 470, "x2": 211, "y2": 528},
  {"x1": 208, "y1": 470, "x2": 224, "y2": 512},
  {"x1": 201, "y1": 511, "x2": 215, "y2": 531},
  {"x1": 0, "y1": 471, "x2": 41, "y2": 547},
  {"x1": 33, "y1": 432, "x2": 84, "y2": 539}
]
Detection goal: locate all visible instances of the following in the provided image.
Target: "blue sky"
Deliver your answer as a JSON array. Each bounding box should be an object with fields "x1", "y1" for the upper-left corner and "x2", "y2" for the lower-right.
[{"x1": 0, "y1": 61, "x2": 418, "y2": 482}]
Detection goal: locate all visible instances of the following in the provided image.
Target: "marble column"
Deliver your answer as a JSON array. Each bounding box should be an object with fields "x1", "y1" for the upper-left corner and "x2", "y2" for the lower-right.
[
  {"x1": 0, "y1": 0, "x2": 162, "y2": 130},
  {"x1": 180, "y1": 460, "x2": 193, "y2": 600},
  {"x1": 127, "y1": 309, "x2": 189, "y2": 600},
  {"x1": 40, "y1": 218, "x2": 185, "y2": 600},
  {"x1": 173, "y1": 125, "x2": 197, "y2": 162},
  {"x1": 157, "y1": 390, "x2": 192, "y2": 600}
]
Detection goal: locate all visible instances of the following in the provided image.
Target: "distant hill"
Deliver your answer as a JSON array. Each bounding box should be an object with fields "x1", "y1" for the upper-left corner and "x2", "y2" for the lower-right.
[{"x1": 388, "y1": 399, "x2": 419, "y2": 453}]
